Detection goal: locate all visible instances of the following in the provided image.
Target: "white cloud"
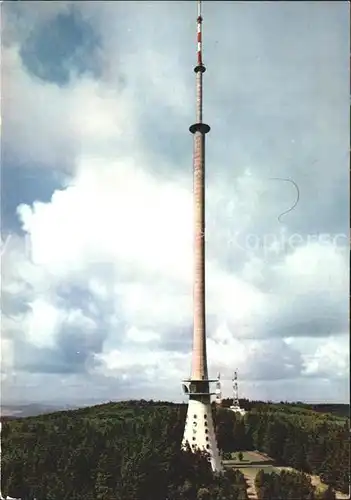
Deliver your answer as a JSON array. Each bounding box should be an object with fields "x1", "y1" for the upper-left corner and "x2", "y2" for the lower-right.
[
  {"x1": 302, "y1": 336, "x2": 349, "y2": 379},
  {"x1": 1, "y1": 338, "x2": 15, "y2": 381},
  {"x1": 126, "y1": 326, "x2": 160, "y2": 344},
  {"x1": 277, "y1": 242, "x2": 347, "y2": 293},
  {"x1": 2, "y1": 46, "x2": 74, "y2": 170},
  {"x1": 2, "y1": 45, "x2": 139, "y2": 172},
  {"x1": 1, "y1": 0, "x2": 348, "y2": 404},
  {"x1": 94, "y1": 347, "x2": 188, "y2": 387},
  {"x1": 25, "y1": 299, "x2": 62, "y2": 348}
]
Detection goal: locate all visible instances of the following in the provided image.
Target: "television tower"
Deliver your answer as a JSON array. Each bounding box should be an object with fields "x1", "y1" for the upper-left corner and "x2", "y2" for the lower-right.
[{"x1": 181, "y1": 0, "x2": 222, "y2": 472}]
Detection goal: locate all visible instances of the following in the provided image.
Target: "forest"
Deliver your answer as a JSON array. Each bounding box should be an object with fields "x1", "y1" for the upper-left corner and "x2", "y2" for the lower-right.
[
  {"x1": 254, "y1": 469, "x2": 336, "y2": 500},
  {"x1": 1, "y1": 399, "x2": 349, "y2": 500},
  {"x1": 216, "y1": 401, "x2": 349, "y2": 494}
]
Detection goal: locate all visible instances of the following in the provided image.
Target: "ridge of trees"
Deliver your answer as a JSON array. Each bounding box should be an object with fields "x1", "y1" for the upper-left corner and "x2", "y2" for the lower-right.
[
  {"x1": 1, "y1": 399, "x2": 349, "y2": 499},
  {"x1": 1, "y1": 402, "x2": 248, "y2": 500},
  {"x1": 220, "y1": 399, "x2": 349, "y2": 422}
]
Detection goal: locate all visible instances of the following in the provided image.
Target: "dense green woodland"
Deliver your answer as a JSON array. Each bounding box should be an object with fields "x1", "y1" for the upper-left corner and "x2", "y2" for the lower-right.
[
  {"x1": 1, "y1": 400, "x2": 349, "y2": 499},
  {"x1": 221, "y1": 398, "x2": 349, "y2": 422},
  {"x1": 255, "y1": 470, "x2": 337, "y2": 500},
  {"x1": 218, "y1": 400, "x2": 349, "y2": 494},
  {"x1": 1, "y1": 401, "x2": 247, "y2": 500}
]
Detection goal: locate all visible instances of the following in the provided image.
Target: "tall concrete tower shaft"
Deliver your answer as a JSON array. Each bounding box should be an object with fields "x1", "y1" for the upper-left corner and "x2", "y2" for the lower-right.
[{"x1": 181, "y1": 0, "x2": 222, "y2": 473}]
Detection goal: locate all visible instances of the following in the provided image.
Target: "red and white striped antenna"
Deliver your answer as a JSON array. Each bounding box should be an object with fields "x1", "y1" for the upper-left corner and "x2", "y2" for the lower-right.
[
  {"x1": 190, "y1": 0, "x2": 208, "y2": 128},
  {"x1": 197, "y1": 0, "x2": 203, "y2": 66}
]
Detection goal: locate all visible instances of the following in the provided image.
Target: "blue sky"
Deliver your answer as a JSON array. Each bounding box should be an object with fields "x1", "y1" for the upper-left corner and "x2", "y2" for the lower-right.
[{"x1": 1, "y1": 1, "x2": 349, "y2": 405}]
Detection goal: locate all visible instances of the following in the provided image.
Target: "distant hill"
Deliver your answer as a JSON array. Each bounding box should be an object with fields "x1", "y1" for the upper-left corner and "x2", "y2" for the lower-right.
[
  {"x1": 2, "y1": 399, "x2": 348, "y2": 421},
  {"x1": 0, "y1": 403, "x2": 79, "y2": 420},
  {"x1": 300, "y1": 403, "x2": 350, "y2": 419}
]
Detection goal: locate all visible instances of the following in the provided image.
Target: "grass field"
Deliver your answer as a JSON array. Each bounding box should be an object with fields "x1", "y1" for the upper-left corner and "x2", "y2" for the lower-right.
[
  {"x1": 223, "y1": 450, "x2": 275, "y2": 465},
  {"x1": 237, "y1": 466, "x2": 277, "y2": 477},
  {"x1": 223, "y1": 450, "x2": 349, "y2": 500},
  {"x1": 227, "y1": 451, "x2": 256, "y2": 461}
]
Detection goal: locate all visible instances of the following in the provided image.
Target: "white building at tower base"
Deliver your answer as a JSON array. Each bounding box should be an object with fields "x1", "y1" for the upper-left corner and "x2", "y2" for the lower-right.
[{"x1": 181, "y1": 379, "x2": 222, "y2": 472}]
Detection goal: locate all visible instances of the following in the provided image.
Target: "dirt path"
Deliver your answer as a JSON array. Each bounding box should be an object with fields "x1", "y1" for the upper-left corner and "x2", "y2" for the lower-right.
[
  {"x1": 309, "y1": 475, "x2": 350, "y2": 500},
  {"x1": 242, "y1": 471, "x2": 258, "y2": 500},
  {"x1": 276, "y1": 467, "x2": 349, "y2": 500}
]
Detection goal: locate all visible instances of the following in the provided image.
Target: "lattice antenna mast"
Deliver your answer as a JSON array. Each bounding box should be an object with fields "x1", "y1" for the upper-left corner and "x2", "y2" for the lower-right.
[
  {"x1": 232, "y1": 370, "x2": 239, "y2": 406},
  {"x1": 215, "y1": 372, "x2": 222, "y2": 404}
]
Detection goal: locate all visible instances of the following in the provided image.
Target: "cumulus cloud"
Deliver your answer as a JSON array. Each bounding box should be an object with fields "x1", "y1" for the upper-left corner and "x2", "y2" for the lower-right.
[{"x1": 1, "y1": 1, "x2": 348, "y2": 404}]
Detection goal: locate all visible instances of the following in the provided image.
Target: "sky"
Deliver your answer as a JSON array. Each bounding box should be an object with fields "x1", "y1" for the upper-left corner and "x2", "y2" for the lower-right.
[{"x1": 1, "y1": 1, "x2": 349, "y2": 406}]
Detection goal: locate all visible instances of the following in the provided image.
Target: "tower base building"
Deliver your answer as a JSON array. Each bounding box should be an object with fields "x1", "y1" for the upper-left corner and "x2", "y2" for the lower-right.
[{"x1": 182, "y1": 380, "x2": 222, "y2": 471}]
